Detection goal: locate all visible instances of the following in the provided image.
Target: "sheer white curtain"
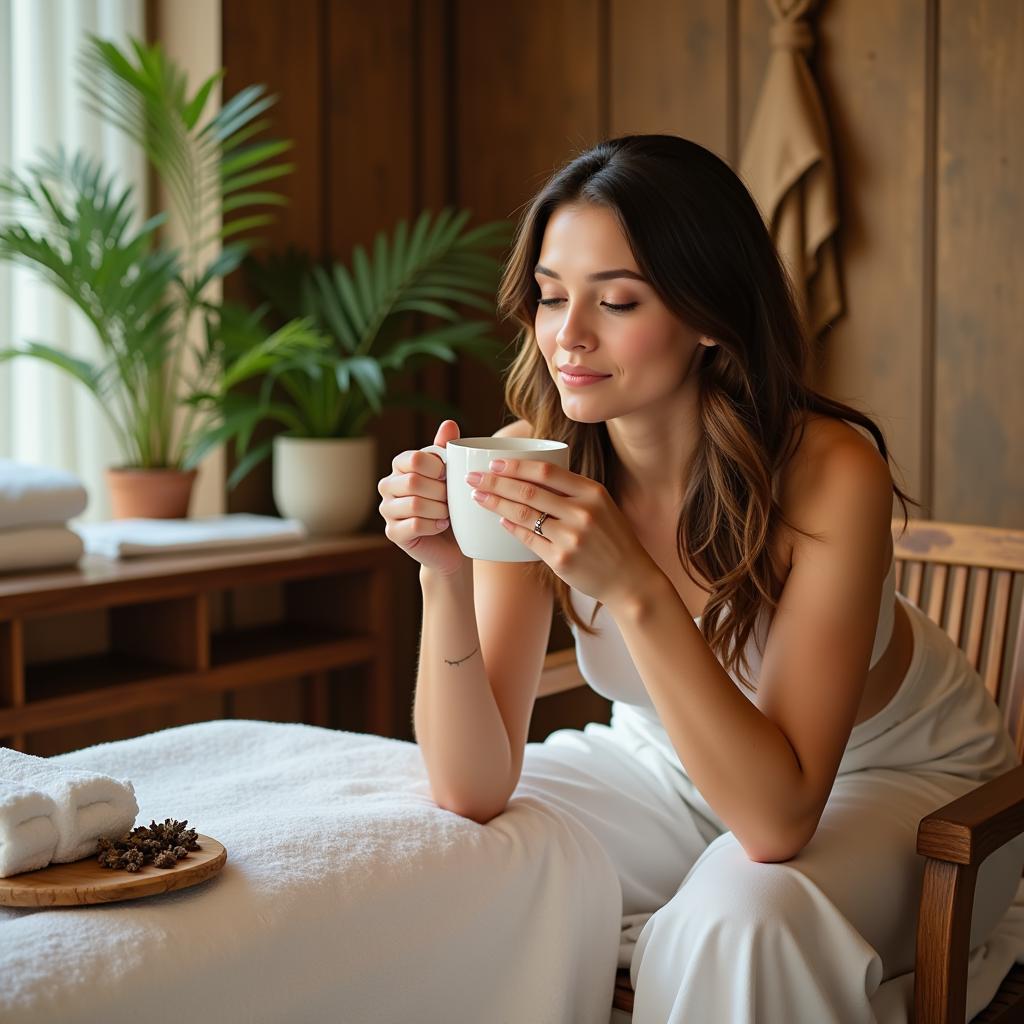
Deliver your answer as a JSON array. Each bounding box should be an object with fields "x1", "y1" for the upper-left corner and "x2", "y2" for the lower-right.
[{"x1": 0, "y1": 0, "x2": 145, "y2": 523}]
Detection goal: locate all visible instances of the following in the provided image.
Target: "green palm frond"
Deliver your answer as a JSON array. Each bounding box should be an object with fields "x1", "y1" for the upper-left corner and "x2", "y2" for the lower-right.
[
  {"x1": 238, "y1": 207, "x2": 512, "y2": 443},
  {"x1": 177, "y1": 304, "x2": 329, "y2": 468},
  {"x1": 0, "y1": 148, "x2": 182, "y2": 465},
  {"x1": 77, "y1": 35, "x2": 292, "y2": 296},
  {"x1": 307, "y1": 208, "x2": 511, "y2": 354},
  {"x1": 0, "y1": 148, "x2": 179, "y2": 345}
]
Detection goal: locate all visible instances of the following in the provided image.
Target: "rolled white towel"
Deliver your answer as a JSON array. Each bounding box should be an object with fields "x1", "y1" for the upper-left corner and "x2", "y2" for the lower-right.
[
  {"x1": 0, "y1": 459, "x2": 88, "y2": 530},
  {"x1": 0, "y1": 779, "x2": 60, "y2": 877},
  {"x1": 0, "y1": 748, "x2": 138, "y2": 864},
  {"x1": 0, "y1": 524, "x2": 84, "y2": 574}
]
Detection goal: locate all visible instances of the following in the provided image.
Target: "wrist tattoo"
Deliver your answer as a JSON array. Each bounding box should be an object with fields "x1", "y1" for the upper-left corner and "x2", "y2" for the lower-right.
[{"x1": 444, "y1": 646, "x2": 479, "y2": 667}]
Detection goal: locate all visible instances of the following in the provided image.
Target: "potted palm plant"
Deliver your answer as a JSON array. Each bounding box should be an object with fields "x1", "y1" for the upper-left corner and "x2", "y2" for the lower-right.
[
  {"x1": 185, "y1": 207, "x2": 513, "y2": 534},
  {"x1": 0, "y1": 36, "x2": 322, "y2": 518}
]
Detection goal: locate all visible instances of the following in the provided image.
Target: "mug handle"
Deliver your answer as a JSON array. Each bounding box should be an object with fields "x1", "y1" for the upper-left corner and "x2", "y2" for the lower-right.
[{"x1": 419, "y1": 444, "x2": 447, "y2": 477}]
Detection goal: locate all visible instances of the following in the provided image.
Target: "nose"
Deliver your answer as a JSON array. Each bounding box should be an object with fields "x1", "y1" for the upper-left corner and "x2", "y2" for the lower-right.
[{"x1": 554, "y1": 302, "x2": 598, "y2": 353}]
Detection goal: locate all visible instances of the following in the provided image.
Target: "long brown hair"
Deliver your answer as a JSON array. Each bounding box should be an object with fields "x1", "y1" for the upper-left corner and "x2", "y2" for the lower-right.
[{"x1": 495, "y1": 134, "x2": 919, "y2": 690}]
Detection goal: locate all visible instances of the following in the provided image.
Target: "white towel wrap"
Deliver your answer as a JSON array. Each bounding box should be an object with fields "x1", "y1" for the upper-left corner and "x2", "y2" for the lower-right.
[
  {"x1": 0, "y1": 748, "x2": 138, "y2": 864},
  {"x1": 0, "y1": 779, "x2": 60, "y2": 877}
]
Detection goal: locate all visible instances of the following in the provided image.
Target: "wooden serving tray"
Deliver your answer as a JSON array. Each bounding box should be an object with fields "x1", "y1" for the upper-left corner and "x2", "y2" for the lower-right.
[{"x1": 0, "y1": 834, "x2": 227, "y2": 907}]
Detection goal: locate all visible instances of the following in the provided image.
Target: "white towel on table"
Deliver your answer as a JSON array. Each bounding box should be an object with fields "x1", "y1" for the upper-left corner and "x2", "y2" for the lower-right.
[
  {"x1": 0, "y1": 460, "x2": 88, "y2": 530},
  {"x1": 73, "y1": 513, "x2": 308, "y2": 559},
  {"x1": 0, "y1": 748, "x2": 138, "y2": 864},
  {"x1": 0, "y1": 780, "x2": 59, "y2": 877},
  {"x1": 0, "y1": 525, "x2": 84, "y2": 573},
  {"x1": 0, "y1": 720, "x2": 622, "y2": 1023}
]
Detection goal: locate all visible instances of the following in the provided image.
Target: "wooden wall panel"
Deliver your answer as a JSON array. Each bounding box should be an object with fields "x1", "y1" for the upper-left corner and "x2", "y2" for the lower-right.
[
  {"x1": 415, "y1": 0, "x2": 460, "y2": 444},
  {"x1": 452, "y1": 0, "x2": 604, "y2": 438},
  {"x1": 222, "y1": 0, "x2": 325, "y2": 255},
  {"x1": 737, "y1": 0, "x2": 771, "y2": 153},
  {"x1": 609, "y1": 0, "x2": 731, "y2": 160},
  {"x1": 809, "y1": 0, "x2": 930, "y2": 511},
  {"x1": 934, "y1": 0, "x2": 1024, "y2": 527},
  {"x1": 326, "y1": 3, "x2": 417, "y2": 258}
]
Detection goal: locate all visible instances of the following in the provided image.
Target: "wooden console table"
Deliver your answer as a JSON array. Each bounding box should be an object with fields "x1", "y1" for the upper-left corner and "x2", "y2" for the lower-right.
[{"x1": 0, "y1": 534, "x2": 400, "y2": 753}]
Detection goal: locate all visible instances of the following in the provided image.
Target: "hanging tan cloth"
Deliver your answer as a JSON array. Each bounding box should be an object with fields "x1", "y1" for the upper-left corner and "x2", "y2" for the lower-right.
[{"x1": 740, "y1": 0, "x2": 843, "y2": 339}]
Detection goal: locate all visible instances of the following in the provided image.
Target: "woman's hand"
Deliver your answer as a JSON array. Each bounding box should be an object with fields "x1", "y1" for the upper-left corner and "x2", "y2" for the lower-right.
[
  {"x1": 465, "y1": 456, "x2": 660, "y2": 607},
  {"x1": 377, "y1": 420, "x2": 468, "y2": 578}
]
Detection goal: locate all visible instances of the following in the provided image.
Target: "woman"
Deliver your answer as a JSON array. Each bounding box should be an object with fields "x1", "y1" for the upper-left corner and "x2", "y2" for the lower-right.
[{"x1": 377, "y1": 134, "x2": 1022, "y2": 1022}]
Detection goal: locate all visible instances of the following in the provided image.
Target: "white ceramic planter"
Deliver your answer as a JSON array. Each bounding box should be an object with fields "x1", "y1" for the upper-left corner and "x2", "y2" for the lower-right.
[{"x1": 272, "y1": 434, "x2": 378, "y2": 535}]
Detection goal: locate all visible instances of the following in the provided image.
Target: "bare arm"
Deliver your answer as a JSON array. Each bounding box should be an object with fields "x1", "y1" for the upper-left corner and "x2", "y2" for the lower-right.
[
  {"x1": 413, "y1": 419, "x2": 553, "y2": 823},
  {"x1": 607, "y1": 431, "x2": 895, "y2": 861}
]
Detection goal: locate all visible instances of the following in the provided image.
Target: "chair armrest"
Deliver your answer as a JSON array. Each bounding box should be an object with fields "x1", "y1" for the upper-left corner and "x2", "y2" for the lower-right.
[
  {"x1": 917, "y1": 763, "x2": 1024, "y2": 867},
  {"x1": 538, "y1": 648, "x2": 586, "y2": 698},
  {"x1": 915, "y1": 764, "x2": 1024, "y2": 1024}
]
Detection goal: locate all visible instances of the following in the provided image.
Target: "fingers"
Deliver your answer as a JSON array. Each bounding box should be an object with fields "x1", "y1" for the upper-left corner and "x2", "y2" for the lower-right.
[
  {"x1": 433, "y1": 419, "x2": 460, "y2": 447},
  {"x1": 391, "y1": 448, "x2": 446, "y2": 481},
  {"x1": 378, "y1": 446, "x2": 450, "y2": 531},
  {"x1": 378, "y1": 469, "x2": 446, "y2": 503},
  {"x1": 383, "y1": 515, "x2": 450, "y2": 546},
  {"x1": 388, "y1": 494, "x2": 449, "y2": 521}
]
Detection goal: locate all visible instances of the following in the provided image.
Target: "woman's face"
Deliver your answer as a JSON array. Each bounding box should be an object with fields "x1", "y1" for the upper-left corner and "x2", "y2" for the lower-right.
[{"x1": 534, "y1": 202, "x2": 711, "y2": 424}]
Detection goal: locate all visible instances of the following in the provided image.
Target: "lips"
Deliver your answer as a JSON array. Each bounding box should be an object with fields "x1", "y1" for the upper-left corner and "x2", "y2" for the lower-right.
[{"x1": 557, "y1": 365, "x2": 611, "y2": 378}]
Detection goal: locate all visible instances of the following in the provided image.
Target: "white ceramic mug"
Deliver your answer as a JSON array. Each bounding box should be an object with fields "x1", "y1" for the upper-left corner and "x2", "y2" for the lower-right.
[{"x1": 420, "y1": 437, "x2": 570, "y2": 562}]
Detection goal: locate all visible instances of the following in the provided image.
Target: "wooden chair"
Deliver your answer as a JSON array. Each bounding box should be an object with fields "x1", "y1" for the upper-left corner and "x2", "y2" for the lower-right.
[{"x1": 537, "y1": 519, "x2": 1024, "y2": 1023}]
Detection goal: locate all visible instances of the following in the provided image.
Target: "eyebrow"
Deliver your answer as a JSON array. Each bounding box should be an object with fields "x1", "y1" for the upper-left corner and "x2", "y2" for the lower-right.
[{"x1": 534, "y1": 264, "x2": 649, "y2": 284}]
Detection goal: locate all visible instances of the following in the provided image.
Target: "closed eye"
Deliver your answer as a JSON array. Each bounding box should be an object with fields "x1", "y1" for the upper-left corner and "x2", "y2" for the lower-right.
[{"x1": 537, "y1": 299, "x2": 638, "y2": 313}]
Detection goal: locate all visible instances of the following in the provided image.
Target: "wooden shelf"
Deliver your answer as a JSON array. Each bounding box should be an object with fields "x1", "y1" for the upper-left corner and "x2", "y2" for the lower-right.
[
  {"x1": 0, "y1": 535, "x2": 399, "y2": 753},
  {"x1": 209, "y1": 621, "x2": 367, "y2": 668},
  {"x1": 25, "y1": 650, "x2": 180, "y2": 701}
]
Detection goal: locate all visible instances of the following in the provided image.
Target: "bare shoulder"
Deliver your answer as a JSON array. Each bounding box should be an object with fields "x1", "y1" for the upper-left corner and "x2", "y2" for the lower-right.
[
  {"x1": 785, "y1": 413, "x2": 889, "y2": 472},
  {"x1": 492, "y1": 418, "x2": 534, "y2": 439},
  {"x1": 777, "y1": 412, "x2": 895, "y2": 564}
]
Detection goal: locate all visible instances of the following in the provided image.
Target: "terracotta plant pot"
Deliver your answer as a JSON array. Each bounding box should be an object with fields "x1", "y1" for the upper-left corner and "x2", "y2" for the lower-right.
[
  {"x1": 105, "y1": 467, "x2": 198, "y2": 519},
  {"x1": 272, "y1": 435, "x2": 377, "y2": 535}
]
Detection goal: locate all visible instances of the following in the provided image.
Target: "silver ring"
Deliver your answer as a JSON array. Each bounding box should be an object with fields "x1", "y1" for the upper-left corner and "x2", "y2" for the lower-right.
[{"x1": 533, "y1": 511, "x2": 550, "y2": 537}]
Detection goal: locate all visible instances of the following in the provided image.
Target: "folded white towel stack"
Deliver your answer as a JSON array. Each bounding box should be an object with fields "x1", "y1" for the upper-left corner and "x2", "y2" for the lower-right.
[
  {"x1": 0, "y1": 525, "x2": 85, "y2": 573},
  {"x1": 0, "y1": 747, "x2": 138, "y2": 865},
  {"x1": 0, "y1": 459, "x2": 88, "y2": 573},
  {"x1": 0, "y1": 779, "x2": 60, "y2": 878},
  {"x1": 0, "y1": 459, "x2": 89, "y2": 530},
  {"x1": 73, "y1": 513, "x2": 308, "y2": 559}
]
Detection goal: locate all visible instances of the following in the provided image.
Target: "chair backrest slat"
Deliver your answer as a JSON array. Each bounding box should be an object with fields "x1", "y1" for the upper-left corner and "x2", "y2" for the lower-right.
[
  {"x1": 946, "y1": 566, "x2": 969, "y2": 645},
  {"x1": 893, "y1": 520, "x2": 1024, "y2": 758},
  {"x1": 965, "y1": 568, "x2": 990, "y2": 668},
  {"x1": 927, "y1": 564, "x2": 948, "y2": 623},
  {"x1": 984, "y1": 571, "x2": 1013, "y2": 700},
  {"x1": 1010, "y1": 611, "x2": 1024, "y2": 751},
  {"x1": 904, "y1": 561, "x2": 925, "y2": 606}
]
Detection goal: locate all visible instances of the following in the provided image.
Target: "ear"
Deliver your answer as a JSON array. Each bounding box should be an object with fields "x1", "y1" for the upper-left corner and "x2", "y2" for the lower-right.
[{"x1": 698, "y1": 336, "x2": 718, "y2": 348}]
